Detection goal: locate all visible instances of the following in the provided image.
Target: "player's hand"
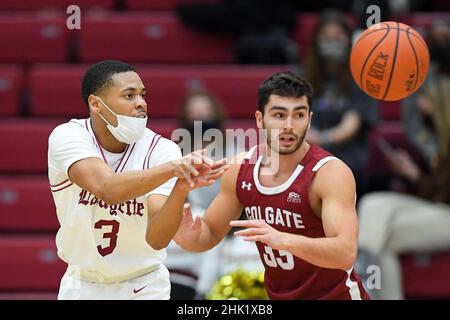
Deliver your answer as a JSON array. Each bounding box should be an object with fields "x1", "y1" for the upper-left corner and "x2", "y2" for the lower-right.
[
  {"x1": 170, "y1": 149, "x2": 215, "y2": 187},
  {"x1": 230, "y1": 219, "x2": 286, "y2": 251},
  {"x1": 174, "y1": 203, "x2": 202, "y2": 246},
  {"x1": 175, "y1": 157, "x2": 230, "y2": 191}
]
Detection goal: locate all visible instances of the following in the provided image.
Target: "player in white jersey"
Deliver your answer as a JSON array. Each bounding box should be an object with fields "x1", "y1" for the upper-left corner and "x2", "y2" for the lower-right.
[{"x1": 48, "y1": 60, "x2": 228, "y2": 300}]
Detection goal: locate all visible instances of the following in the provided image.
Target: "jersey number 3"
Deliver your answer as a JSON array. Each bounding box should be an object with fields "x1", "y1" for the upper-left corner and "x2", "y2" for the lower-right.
[
  {"x1": 263, "y1": 245, "x2": 294, "y2": 270},
  {"x1": 94, "y1": 220, "x2": 120, "y2": 256}
]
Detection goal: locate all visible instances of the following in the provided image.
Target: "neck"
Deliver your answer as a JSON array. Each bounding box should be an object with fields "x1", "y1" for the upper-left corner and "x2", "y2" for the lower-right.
[
  {"x1": 262, "y1": 141, "x2": 310, "y2": 176},
  {"x1": 90, "y1": 115, "x2": 127, "y2": 153}
]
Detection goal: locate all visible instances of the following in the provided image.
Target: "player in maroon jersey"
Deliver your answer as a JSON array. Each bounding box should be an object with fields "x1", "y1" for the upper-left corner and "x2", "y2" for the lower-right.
[{"x1": 175, "y1": 71, "x2": 370, "y2": 300}]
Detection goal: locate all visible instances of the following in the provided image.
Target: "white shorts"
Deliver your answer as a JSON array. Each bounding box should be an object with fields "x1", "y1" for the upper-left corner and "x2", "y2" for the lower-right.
[{"x1": 57, "y1": 265, "x2": 171, "y2": 300}]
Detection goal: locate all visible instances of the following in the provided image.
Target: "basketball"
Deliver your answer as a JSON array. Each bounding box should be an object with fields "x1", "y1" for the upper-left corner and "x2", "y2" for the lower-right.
[{"x1": 350, "y1": 21, "x2": 430, "y2": 101}]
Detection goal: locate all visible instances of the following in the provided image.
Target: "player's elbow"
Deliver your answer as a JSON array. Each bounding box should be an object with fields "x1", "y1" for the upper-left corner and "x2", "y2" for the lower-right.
[
  {"x1": 98, "y1": 192, "x2": 122, "y2": 206},
  {"x1": 96, "y1": 188, "x2": 128, "y2": 206},
  {"x1": 146, "y1": 234, "x2": 168, "y2": 251},
  {"x1": 341, "y1": 243, "x2": 357, "y2": 271}
]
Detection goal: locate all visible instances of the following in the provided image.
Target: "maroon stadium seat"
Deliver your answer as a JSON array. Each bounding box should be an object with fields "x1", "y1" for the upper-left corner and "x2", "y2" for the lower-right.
[
  {"x1": 0, "y1": 13, "x2": 69, "y2": 63},
  {"x1": 0, "y1": 119, "x2": 63, "y2": 174},
  {"x1": 402, "y1": 252, "x2": 450, "y2": 298},
  {"x1": 29, "y1": 64, "x2": 284, "y2": 118},
  {"x1": 79, "y1": 12, "x2": 233, "y2": 63},
  {"x1": 0, "y1": 65, "x2": 24, "y2": 117},
  {"x1": 379, "y1": 100, "x2": 402, "y2": 121},
  {"x1": 29, "y1": 64, "x2": 87, "y2": 118},
  {"x1": 0, "y1": 292, "x2": 57, "y2": 300},
  {"x1": 0, "y1": 0, "x2": 115, "y2": 10},
  {"x1": 126, "y1": 0, "x2": 218, "y2": 11},
  {"x1": 0, "y1": 235, "x2": 65, "y2": 290},
  {"x1": 0, "y1": 177, "x2": 58, "y2": 232}
]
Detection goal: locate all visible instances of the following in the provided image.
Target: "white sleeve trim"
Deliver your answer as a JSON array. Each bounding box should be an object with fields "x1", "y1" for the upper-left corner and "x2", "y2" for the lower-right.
[{"x1": 312, "y1": 156, "x2": 340, "y2": 172}]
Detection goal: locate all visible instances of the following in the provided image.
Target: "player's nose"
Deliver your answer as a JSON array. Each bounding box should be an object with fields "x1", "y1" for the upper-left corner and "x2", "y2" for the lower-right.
[
  {"x1": 135, "y1": 95, "x2": 147, "y2": 113},
  {"x1": 284, "y1": 116, "x2": 294, "y2": 130}
]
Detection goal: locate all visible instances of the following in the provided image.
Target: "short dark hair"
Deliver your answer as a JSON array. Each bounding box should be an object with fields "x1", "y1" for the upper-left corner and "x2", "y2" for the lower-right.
[
  {"x1": 81, "y1": 60, "x2": 136, "y2": 108},
  {"x1": 258, "y1": 71, "x2": 314, "y2": 113}
]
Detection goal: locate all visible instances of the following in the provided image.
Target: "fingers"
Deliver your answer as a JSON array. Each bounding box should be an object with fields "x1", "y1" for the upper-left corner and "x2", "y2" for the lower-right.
[
  {"x1": 192, "y1": 149, "x2": 214, "y2": 166},
  {"x1": 194, "y1": 216, "x2": 202, "y2": 228},
  {"x1": 210, "y1": 158, "x2": 228, "y2": 169},
  {"x1": 242, "y1": 236, "x2": 261, "y2": 242},
  {"x1": 234, "y1": 227, "x2": 265, "y2": 237},
  {"x1": 230, "y1": 219, "x2": 265, "y2": 228},
  {"x1": 179, "y1": 169, "x2": 195, "y2": 187},
  {"x1": 183, "y1": 203, "x2": 192, "y2": 216}
]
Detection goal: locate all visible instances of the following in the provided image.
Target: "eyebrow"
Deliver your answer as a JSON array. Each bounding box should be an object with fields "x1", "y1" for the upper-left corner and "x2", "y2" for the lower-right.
[
  {"x1": 269, "y1": 105, "x2": 308, "y2": 112},
  {"x1": 121, "y1": 87, "x2": 146, "y2": 93}
]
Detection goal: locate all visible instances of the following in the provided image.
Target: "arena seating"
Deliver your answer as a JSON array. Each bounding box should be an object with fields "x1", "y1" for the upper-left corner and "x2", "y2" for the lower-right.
[
  {"x1": 0, "y1": 14, "x2": 69, "y2": 63},
  {"x1": 0, "y1": 235, "x2": 65, "y2": 291},
  {"x1": 126, "y1": 0, "x2": 219, "y2": 11},
  {"x1": 0, "y1": 65, "x2": 24, "y2": 117},
  {"x1": 0, "y1": 177, "x2": 59, "y2": 232},
  {"x1": 0, "y1": 119, "x2": 63, "y2": 174},
  {"x1": 79, "y1": 13, "x2": 233, "y2": 63},
  {"x1": 403, "y1": 253, "x2": 450, "y2": 298},
  {"x1": 0, "y1": 0, "x2": 115, "y2": 10}
]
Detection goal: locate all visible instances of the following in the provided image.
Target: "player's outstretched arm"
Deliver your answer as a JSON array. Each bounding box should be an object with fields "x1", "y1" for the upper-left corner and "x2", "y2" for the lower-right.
[
  {"x1": 232, "y1": 160, "x2": 359, "y2": 271},
  {"x1": 145, "y1": 158, "x2": 229, "y2": 250},
  {"x1": 174, "y1": 154, "x2": 245, "y2": 252},
  {"x1": 68, "y1": 149, "x2": 215, "y2": 205}
]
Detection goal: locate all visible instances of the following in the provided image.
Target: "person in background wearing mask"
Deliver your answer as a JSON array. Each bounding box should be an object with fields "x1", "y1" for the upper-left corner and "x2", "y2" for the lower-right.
[
  {"x1": 48, "y1": 60, "x2": 228, "y2": 300},
  {"x1": 165, "y1": 91, "x2": 228, "y2": 299},
  {"x1": 304, "y1": 10, "x2": 379, "y2": 196}
]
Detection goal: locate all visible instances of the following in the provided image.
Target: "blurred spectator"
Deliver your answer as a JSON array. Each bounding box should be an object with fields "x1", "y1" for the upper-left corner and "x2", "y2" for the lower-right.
[
  {"x1": 177, "y1": 0, "x2": 299, "y2": 64},
  {"x1": 356, "y1": 21, "x2": 450, "y2": 300},
  {"x1": 303, "y1": 10, "x2": 379, "y2": 196},
  {"x1": 165, "y1": 92, "x2": 227, "y2": 299}
]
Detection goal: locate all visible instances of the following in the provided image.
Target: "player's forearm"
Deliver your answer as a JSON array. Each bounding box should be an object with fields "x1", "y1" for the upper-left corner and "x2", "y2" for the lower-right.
[
  {"x1": 282, "y1": 233, "x2": 357, "y2": 271},
  {"x1": 146, "y1": 182, "x2": 189, "y2": 250},
  {"x1": 100, "y1": 162, "x2": 175, "y2": 205}
]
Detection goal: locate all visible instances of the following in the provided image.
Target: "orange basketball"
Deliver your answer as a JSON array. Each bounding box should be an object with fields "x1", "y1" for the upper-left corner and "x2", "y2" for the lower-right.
[{"x1": 350, "y1": 21, "x2": 429, "y2": 101}]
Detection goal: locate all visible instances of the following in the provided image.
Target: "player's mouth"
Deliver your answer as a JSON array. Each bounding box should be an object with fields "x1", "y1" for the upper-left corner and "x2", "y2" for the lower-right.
[
  {"x1": 279, "y1": 135, "x2": 296, "y2": 146},
  {"x1": 135, "y1": 112, "x2": 147, "y2": 118}
]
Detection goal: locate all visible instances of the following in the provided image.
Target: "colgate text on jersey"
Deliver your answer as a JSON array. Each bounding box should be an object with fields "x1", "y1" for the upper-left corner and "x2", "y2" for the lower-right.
[{"x1": 244, "y1": 205, "x2": 305, "y2": 229}]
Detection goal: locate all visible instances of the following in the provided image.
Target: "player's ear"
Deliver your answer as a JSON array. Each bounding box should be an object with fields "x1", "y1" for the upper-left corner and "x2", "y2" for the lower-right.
[
  {"x1": 308, "y1": 111, "x2": 313, "y2": 129},
  {"x1": 88, "y1": 95, "x2": 101, "y2": 114},
  {"x1": 255, "y1": 110, "x2": 263, "y2": 129}
]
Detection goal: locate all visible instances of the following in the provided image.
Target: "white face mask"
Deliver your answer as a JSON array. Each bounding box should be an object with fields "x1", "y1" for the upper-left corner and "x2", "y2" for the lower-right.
[{"x1": 95, "y1": 96, "x2": 147, "y2": 144}]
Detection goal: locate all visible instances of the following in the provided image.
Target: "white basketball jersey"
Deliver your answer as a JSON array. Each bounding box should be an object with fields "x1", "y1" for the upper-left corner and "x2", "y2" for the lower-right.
[{"x1": 48, "y1": 118, "x2": 181, "y2": 282}]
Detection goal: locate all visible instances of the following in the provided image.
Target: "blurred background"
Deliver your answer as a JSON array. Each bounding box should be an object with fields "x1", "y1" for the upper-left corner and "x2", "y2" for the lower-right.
[{"x1": 0, "y1": 0, "x2": 449, "y2": 300}]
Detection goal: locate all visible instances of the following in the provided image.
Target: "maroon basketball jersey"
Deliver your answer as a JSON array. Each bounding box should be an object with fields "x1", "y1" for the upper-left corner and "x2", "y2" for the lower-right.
[{"x1": 236, "y1": 144, "x2": 370, "y2": 300}]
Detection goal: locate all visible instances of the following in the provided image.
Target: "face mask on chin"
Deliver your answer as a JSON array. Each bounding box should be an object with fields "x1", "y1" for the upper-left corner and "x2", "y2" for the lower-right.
[{"x1": 95, "y1": 96, "x2": 147, "y2": 144}]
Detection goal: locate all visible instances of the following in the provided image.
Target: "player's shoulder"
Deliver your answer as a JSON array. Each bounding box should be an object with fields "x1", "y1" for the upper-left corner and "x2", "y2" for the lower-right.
[
  {"x1": 49, "y1": 118, "x2": 90, "y2": 142},
  {"x1": 143, "y1": 128, "x2": 181, "y2": 156},
  {"x1": 313, "y1": 157, "x2": 356, "y2": 195}
]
